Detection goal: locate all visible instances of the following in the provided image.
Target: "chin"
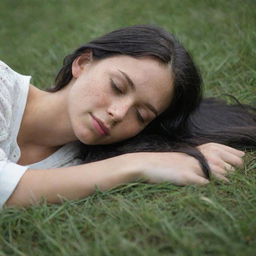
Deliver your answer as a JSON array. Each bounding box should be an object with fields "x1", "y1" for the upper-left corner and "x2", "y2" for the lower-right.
[
  {"x1": 74, "y1": 128, "x2": 105, "y2": 145},
  {"x1": 73, "y1": 125, "x2": 91, "y2": 145},
  {"x1": 76, "y1": 131, "x2": 96, "y2": 145},
  {"x1": 79, "y1": 135, "x2": 117, "y2": 146}
]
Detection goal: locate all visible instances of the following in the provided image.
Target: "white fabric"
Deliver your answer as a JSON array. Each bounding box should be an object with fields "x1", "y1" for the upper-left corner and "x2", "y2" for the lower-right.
[{"x1": 0, "y1": 61, "x2": 83, "y2": 208}]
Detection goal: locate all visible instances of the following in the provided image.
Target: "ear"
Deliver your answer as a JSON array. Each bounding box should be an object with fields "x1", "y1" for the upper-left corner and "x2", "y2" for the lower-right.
[{"x1": 72, "y1": 50, "x2": 93, "y2": 78}]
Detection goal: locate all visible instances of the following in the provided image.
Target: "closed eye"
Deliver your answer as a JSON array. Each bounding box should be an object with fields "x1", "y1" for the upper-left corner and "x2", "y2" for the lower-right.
[
  {"x1": 110, "y1": 79, "x2": 123, "y2": 94},
  {"x1": 110, "y1": 78, "x2": 146, "y2": 124},
  {"x1": 136, "y1": 109, "x2": 145, "y2": 124}
]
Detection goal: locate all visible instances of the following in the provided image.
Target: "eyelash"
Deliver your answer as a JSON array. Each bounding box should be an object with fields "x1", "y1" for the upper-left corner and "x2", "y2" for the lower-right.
[
  {"x1": 136, "y1": 110, "x2": 145, "y2": 123},
  {"x1": 110, "y1": 78, "x2": 145, "y2": 124},
  {"x1": 110, "y1": 79, "x2": 123, "y2": 94}
]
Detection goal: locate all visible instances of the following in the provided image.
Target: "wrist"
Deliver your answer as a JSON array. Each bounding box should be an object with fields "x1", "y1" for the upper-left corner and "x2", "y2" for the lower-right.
[{"x1": 116, "y1": 153, "x2": 143, "y2": 181}]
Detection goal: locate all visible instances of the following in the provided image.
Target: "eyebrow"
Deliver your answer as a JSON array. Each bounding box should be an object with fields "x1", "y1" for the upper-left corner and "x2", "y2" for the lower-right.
[
  {"x1": 118, "y1": 69, "x2": 159, "y2": 117},
  {"x1": 118, "y1": 69, "x2": 135, "y2": 90}
]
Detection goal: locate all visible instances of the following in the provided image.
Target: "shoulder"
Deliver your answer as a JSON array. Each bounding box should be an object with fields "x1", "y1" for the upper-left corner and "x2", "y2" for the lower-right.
[
  {"x1": 0, "y1": 61, "x2": 16, "y2": 135},
  {"x1": 0, "y1": 60, "x2": 22, "y2": 103},
  {"x1": 0, "y1": 60, "x2": 17, "y2": 88},
  {"x1": 0, "y1": 60, "x2": 31, "y2": 88},
  {"x1": 0, "y1": 60, "x2": 31, "y2": 100},
  {"x1": 0, "y1": 61, "x2": 30, "y2": 137}
]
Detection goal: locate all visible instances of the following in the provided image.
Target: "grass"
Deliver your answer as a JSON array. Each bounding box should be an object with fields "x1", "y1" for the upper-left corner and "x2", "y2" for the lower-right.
[{"x1": 0, "y1": 0, "x2": 255, "y2": 255}]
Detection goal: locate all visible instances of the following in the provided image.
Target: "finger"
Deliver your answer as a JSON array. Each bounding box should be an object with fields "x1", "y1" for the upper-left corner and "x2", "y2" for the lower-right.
[
  {"x1": 208, "y1": 164, "x2": 227, "y2": 177},
  {"x1": 211, "y1": 162, "x2": 236, "y2": 173},
  {"x1": 185, "y1": 174, "x2": 209, "y2": 185},
  {"x1": 212, "y1": 172, "x2": 230, "y2": 183},
  {"x1": 205, "y1": 147, "x2": 244, "y2": 168},
  {"x1": 224, "y1": 162, "x2": 235, "y2": 172},
  {"x1": 220, "y1": 152, "x2": 244, "y2": 168},
  {"x1": 198, "y1": 143, "x2": 245, "y2": 157},
  {"x1": 212, "y1": 143, "x2": 245, "y2": 157}
]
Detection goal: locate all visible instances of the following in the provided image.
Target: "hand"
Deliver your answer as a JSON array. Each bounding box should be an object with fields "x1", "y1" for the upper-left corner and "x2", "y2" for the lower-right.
[
  {"x1": 133, "y1": 151, "x2": 209, "y2": 185},
  {"x1": 196, "y1": 142, "x2": 245, "y2": 182},
  {"x1": 132, "y1": 143, "x2": 245, "y2": 186}
]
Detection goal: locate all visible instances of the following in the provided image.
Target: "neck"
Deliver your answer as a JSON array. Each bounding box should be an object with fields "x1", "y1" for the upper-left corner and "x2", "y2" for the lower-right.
[{"x1": 17, "y1": 84, "x2": 77, "y2": 148}]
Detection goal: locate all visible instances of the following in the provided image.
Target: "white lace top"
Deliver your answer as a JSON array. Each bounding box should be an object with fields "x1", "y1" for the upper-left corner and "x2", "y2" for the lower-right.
[{"x1": 0, "y1": 60, "x2": 83, "y2": 208}]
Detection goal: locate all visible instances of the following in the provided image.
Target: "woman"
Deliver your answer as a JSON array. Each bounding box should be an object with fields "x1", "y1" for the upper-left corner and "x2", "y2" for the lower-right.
[{"x1": 0, "y1": 25, "x2": 250, "y2": 208}]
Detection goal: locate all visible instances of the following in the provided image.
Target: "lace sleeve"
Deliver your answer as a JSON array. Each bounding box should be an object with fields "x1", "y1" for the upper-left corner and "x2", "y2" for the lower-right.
[
  {"x1": 0, "y1": 61, "x2": 15, "y2": 142},
  {"x1": 0, "y1": 61, "x2": 29, "y2": 209}
]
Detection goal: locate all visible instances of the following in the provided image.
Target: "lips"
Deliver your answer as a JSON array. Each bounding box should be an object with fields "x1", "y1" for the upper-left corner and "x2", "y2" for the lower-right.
[{"x1": 91, "y1": 114, "x2": 110, "y2": 136}]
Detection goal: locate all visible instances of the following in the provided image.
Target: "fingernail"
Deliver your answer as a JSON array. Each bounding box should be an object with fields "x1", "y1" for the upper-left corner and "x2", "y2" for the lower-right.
[{"x1": 238, "y1": 150, "x2": 245, "y2": 155}]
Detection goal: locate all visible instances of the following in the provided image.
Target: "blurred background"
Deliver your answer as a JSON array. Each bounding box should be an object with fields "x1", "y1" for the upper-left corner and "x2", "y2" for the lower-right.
[{"x1": 0, "y1": 0, "x2": 255, "y2": 104}]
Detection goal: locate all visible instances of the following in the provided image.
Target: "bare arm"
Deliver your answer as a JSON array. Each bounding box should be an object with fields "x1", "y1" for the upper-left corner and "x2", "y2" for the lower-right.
[
  {"x1": 6, "y1": 154, "x2": 140, "y2": 207},
  {"x1": 5, "y1": 143, "x2": 245, "y2": 207}
]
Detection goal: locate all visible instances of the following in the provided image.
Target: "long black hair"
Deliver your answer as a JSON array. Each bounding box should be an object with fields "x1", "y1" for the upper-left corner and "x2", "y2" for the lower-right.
[
  {"x1": 48, "y1": 25, "x2": 256, "y2": 180},
  {"x1": 47, "y1": 24, "x2": 202, "y2": 137},
  {"x1": 79, "y1": 97, "x2": 256, "y2": 180}
]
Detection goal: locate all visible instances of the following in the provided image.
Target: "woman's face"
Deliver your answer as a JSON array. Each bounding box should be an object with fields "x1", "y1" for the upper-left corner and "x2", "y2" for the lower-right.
[{"x1": 68, "y1": 54, "x2": 174, "y2": 145}]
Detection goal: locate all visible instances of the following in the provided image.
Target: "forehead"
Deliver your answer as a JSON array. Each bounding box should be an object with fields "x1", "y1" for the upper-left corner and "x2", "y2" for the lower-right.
[{"x1": 94, "y1": 55, "x2": 174, "y2": 112}]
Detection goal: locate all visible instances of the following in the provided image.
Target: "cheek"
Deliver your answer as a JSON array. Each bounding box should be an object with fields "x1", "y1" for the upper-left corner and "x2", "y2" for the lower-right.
[
  {"x1": 74, "y1": 82, "x2": 110, "y2": 110},
  {"x1": 85, "y1": 80, "x2": 110, "y2": 105},
  {"x1": 118, "y1": 118, "x2": 143, "y2": 138}
]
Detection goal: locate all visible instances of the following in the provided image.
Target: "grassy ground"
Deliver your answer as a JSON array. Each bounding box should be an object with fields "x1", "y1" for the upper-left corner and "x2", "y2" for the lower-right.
[{"x1": 0, "y1": 0, "x2": 255, "y2": 255}]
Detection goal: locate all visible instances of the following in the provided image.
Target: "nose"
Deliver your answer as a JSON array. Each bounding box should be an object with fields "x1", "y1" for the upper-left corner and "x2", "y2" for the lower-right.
[{"x1": 107, "y1": 100, "x2": 132, "y2": 124}]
